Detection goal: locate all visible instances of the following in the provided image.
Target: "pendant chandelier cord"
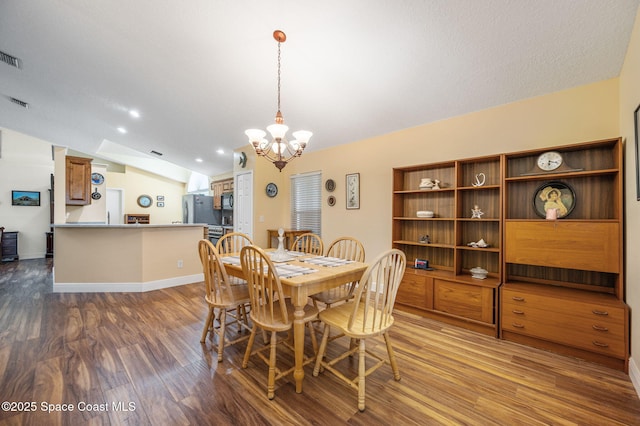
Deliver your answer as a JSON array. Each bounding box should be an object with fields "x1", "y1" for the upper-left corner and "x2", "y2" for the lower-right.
[{"x1": 276, "y1": 40, "x2": 282, "y2": 116}]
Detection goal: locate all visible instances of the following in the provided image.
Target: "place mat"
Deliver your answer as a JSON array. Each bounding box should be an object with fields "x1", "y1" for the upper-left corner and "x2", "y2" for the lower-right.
[
  {"x1": 221, "y1": 255, "x2": 317, "y2": 278},
  {"x1": 302, "y1": 256, "x2": 355, "y2": 267}
]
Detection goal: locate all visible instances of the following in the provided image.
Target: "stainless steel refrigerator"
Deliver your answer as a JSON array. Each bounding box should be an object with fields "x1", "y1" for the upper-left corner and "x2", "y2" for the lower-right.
[{"x1": 182, "y1": 194, "x2": 219, "y2": 224}]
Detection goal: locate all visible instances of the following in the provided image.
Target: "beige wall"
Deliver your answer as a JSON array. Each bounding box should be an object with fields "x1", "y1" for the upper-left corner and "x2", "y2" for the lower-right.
[
  {"x1": 620, "y1": 7, "x2": 640, "y2": 378},
  {"x1": 275, "y1": 78, "x2": 619, "y2": 262}
]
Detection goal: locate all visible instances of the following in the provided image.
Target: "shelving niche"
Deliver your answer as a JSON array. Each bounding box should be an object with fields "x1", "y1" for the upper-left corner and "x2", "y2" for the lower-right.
[{"x1": 392, "y1": 156, "x2": 502, "y2": 336}]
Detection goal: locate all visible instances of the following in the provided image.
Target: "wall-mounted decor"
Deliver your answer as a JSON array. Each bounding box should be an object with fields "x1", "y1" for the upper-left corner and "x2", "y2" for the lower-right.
[
  {"x1": 12, "y1": 190, "x2": 41, "y2": 206},
  {"x1": 157, "y1": 195, "x2": 165, "y2": 201},
  {"x1": 327, "y1": 195, "x2": 336, "y2": 206},
  {"x1": 157, "y1": 202, "x2": 165, "y2": 207},
  {"x1": 325, "y1": 179, "x2": 336, "y2": 192},
  {"x1": 346, "y1": 173, "x2": 360, "y2": 210},
  {"x1": 533, "y1": 181, "x2": 575, "y2": 218},
  {"x1": 635, "y1": 103, "x2": 640, "y2": 200},
  {"x1": 137, "y1": 194, "x2": 152, "y2": 208},
  {"x1": 91, "y1": 173, "x2": 104, "y2": 185}
]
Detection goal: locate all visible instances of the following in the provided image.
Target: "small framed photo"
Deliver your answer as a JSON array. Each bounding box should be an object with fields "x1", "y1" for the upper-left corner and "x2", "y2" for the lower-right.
[
  {"x1": 12, "y1": 190, "x2": 41, "y2": 206},
  {"x1": 157, "y1": 202, "x2": 165, "y2": 207},
  {"x1": 346, "y1": 173, "x2": 360, "y2": 210},
  {"x1": 157, "y1": 195, "x2": 165, "y2": 201}
]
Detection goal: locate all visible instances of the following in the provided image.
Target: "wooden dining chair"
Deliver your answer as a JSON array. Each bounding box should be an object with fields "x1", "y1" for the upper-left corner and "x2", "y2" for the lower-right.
[
  {"x1": 240, "y1": 244, "x2": 319, "y2": 400},
  {"x1": 311, "y1": 236, "x2": 365, "y2": 310},
  {"x1": 216, "y1": 232, "x2": 253, "y2": 256},
  {"x1": 198, "y1": 239, "x2": 252, "y2": 362},
  {"x1": 290, "y1": 233, "x2": 323, "y2": 255},
  {"x1": 312, "y1": 249, "x2": 406, "y2": 411}
]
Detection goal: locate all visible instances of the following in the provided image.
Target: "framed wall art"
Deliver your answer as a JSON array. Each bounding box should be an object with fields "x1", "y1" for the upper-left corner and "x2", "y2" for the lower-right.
[
  {"x1": 12, "y1": 190, "x2": 41, "y2": 206},
  {"x1": 346, "y1": 173, "x2": 360, "y2": 210}
]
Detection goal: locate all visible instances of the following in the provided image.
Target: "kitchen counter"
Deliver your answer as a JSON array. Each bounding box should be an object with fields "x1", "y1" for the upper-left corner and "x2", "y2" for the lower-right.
[{"x1": 53, "y1": 223, "x2": 206, "y2": 292}]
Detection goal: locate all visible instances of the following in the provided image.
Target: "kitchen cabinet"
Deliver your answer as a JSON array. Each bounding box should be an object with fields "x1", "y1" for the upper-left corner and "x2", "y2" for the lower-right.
[
  {"x1": 125, "y1": 214, "x2": 150, "y2": 224},
  {"x1": 65, "y1": 155, "x2": 92, "y2": 205},
  {"x1": 211, "y1": 178, "x2": 233, "y2": 209}
]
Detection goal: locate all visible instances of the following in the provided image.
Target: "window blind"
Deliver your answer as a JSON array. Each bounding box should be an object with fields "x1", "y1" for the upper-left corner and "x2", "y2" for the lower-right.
[{"x1": 290, "y1": 171, "x2": 321, "y2": 235}]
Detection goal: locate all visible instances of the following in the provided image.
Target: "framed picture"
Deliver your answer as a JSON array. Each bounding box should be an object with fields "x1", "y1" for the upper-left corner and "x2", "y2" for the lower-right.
[
  {"x1": 346, "y1": 173, "x2": 360, "y2": 210},
  {"x1": 157, "y1": 202, "x2": 165, "y2": 207},
  {"x1": 157, "y1": 195, "x2": 165, "y2": 201},
  {"x1": 635, "y1": 103, "x2": 640, "y2": 200},
  {"x1": 12, "y1": 190, "x2": 41, "y2": 206},
  {"x1": 533, "y1": 181, "x2": 575, "y2": 218}
]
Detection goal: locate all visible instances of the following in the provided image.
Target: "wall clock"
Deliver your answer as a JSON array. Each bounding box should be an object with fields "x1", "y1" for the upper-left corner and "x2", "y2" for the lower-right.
[
  {"x1": 266, "y1": 182, "x2": 278, "y2": 198},
  {"x1": 536, "y1": 151, "x2": 563, "y2": 172},
  {"x1": 137, "y1": 194, "x2": 153, "y2": 208},
  {"x1": 91, "y1": 172, "x2": 104, "y2": 185}
]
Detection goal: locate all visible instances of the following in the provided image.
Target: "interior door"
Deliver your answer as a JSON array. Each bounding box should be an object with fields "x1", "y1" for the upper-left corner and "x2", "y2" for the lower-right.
[
  {"x1": 235, "y1": 171, "x2": 253, "y2": 239},
  {"x1": 106, "y1": 188, "x2": 124, "y2": 224}
]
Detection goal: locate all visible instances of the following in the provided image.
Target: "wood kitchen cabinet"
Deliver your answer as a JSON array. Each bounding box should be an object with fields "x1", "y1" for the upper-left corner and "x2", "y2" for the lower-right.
[
  {"x1": 211, "y1": 178, "x2": 233, "y2": 209},
  {"x1": 65, "y1": 155, "x2": 92, "y2": 205}
]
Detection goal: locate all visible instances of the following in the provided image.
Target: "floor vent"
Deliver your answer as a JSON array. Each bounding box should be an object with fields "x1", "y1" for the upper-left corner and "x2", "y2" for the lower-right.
[
  {"x1": 0, "y1": 50, "x2": 22, "y2": 69},
  {"x1": 10, "y1": 97, "x2": 29, "y2": 108}
]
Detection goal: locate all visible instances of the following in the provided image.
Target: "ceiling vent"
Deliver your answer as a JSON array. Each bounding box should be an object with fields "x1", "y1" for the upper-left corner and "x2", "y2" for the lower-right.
[
  {"x1": 9, "y1": 97, "x2": 29, "y2": 108},
  {"x1": 0, "y1": 50, "x2": 22, "y2": 69},
  {"x1": 150, "y1": 150, "x2": 163, "y2": 156}
]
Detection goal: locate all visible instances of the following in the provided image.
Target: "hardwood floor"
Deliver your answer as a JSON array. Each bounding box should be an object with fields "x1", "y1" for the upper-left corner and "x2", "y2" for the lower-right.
[{"x1": 1, "y1": 258, "x2": 639, "y2": 425}]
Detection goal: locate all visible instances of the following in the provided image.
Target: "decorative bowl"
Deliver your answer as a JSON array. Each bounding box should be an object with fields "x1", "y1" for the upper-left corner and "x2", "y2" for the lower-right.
[
  {"x1": 417, "y1": 211, "x2": 434, "y2": 218},
  {"x1": 470, "y1": 267, "x2": 488, "y2": 279}
]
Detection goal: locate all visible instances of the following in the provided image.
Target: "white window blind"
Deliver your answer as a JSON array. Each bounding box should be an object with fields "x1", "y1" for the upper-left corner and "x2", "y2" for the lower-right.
[{"x1": 290, "y1": 171, "x2": 321, "y2": 235}]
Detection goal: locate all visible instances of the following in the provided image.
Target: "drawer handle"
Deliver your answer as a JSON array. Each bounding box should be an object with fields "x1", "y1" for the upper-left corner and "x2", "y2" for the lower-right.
[
  {"x1": 592, "y1": 325, "x2": 609, "y2": 332},
  {"x1": 511, "y1": 323, "x2": 524, "y2": 328},
  {"x1": 592, "y1": 341, "x2": 609, "y2": 348},
  {"x1": 592, "y1": 310, "x2": 609, "y2": 316},
  {"x1": 511, "y1": 310, "x2": 524, "y2": 315},
  {"x1": 511, "y1": 296, "x2": 525, "y2": 302}
]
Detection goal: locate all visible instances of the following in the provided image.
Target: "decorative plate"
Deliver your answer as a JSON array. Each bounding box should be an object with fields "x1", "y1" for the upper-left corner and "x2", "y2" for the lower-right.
[
  {"x1": 266, "y1": 182, "x2": 278, "y2": 198},
  {"x1": 137, "y1": 194, "x2": 153, "y2": 208},
  {"x1": 533, "y1": 181, "x2": 575, "y2": 218},
  {"x1": 327, "y1": 195, "x2": 336, "y2": 206},
  {"x1": 325, "y1": 179, "x2": 336, "y2": 192},
  {"x1": 91, "y1": 173, "x2": 104, "y2": 185}
]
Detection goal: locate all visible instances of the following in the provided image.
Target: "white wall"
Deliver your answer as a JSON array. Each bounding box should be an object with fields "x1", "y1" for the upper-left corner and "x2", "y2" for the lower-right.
[{"x1": 0, "y1": 128, "x2": 53, "y2": 259}]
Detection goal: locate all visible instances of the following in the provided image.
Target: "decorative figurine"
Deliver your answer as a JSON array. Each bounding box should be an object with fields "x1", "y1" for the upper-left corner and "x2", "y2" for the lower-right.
[
  {"x1": 467, "y1": 238, "x2": 489, "y2": 248},
  {"x1": 419, "y1": 178, "x2": 434, "y2": 190},
  {"x1": 419, "y1": 235, "x2": 431, "y2": 244},
  {"x1": 471, "y1": 205, "x2": 484, "y2": 219},
  {"x1": 432, "y1": 179, "x2": 441, "y2": 190},
  {"x1": 472, "y1": 173, "x2": 486, "y2": 187}
]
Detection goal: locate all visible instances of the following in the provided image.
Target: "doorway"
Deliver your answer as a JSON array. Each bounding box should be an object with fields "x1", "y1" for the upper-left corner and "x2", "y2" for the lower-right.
[
  {"x1": 106, "y1": 188, "x2": 124, "y2": 224},
  {"x1": 234, "y1": 171, "x2": 253, "y2": 239}
]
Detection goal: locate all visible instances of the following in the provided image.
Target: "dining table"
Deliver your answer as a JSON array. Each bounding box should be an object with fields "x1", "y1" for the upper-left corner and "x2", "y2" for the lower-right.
[{"x1": 221, "y1": 249, "x2": 368, "y2": 393}]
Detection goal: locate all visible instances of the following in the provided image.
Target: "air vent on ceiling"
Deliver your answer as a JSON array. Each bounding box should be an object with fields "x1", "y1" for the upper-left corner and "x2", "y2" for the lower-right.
[
  {"x1": 0, "y1": 50, "x2": 22, "y2": 69},
  {"x1": 9, "y1": 97, "x2": 29, "y2": 108},
  {"x1": 150, "y1": 150, "x2": 163, "y2": 156}
]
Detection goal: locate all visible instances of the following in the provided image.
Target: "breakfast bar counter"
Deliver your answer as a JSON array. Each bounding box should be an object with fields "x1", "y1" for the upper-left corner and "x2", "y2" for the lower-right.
[{"x1": 53, "y1": 223, "x2": 207, "y2": 292}]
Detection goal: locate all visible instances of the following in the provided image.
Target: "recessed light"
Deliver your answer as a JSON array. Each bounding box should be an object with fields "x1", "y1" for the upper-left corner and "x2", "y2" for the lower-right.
[
  {"x1": 129, "y1": 109, "x2": 140, "y2": 118},
  {"x1": 216, "y1": 148, "x2": 224, "y2": 155},
  {"x1": 195, "y1": 158, "x2": 203, "y2": 163},
  {"x1": 117, "y1": 127, "x2": 127, "y2": 134}
]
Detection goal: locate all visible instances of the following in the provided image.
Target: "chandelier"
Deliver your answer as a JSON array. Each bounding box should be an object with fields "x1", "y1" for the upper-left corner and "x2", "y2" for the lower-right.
[{"x1": 245, "y1": 30, "x2": 312, "y2": 171}]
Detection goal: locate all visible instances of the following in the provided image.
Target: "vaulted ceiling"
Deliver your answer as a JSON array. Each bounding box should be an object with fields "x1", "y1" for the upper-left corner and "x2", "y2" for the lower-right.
[{"x1": 1, "y1": 1, "x2": 638, "y2": 177}]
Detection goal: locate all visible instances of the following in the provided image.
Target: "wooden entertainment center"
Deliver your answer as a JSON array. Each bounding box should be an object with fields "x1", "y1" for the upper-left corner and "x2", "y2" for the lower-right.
[{"x1": 392, "y1": 137, "x2": 628, "y2": 371}]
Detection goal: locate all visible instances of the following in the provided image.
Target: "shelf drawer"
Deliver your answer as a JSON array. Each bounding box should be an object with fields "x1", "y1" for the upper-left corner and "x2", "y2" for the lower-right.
[
  {"x1": 434, "y1": 279, "x2": 494, "y2": 324},
  {"x1": 502, "y1": 288, "x2": 626, "y2": 358},
  {"x1": 396, "y1": 270, "x2": 433, "y2": 310}
]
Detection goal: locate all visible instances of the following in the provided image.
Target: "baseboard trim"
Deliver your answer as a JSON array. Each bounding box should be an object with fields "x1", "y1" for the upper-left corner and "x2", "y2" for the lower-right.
[
  {"x1": 630, "y1": 356, "x2": 640, "y2": 399},
  {"x1": 53, "y1": 273, "x2": 203, "y2": 293}
]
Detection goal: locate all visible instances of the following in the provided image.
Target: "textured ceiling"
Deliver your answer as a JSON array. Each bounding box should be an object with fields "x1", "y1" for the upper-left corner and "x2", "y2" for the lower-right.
[{"x1": 0, "y1": 0, "x2": 638, "y2": 177}]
